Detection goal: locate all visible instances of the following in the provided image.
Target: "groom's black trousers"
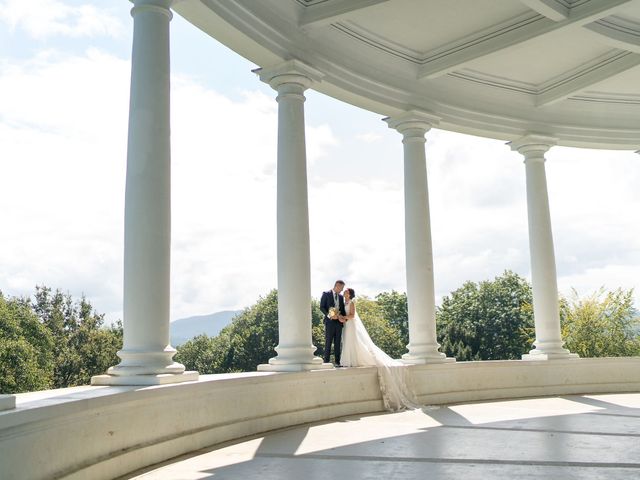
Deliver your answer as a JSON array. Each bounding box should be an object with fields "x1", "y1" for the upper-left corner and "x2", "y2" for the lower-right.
[{"x1": 324, "y1": 320, "x2": 343, "y2": 364}]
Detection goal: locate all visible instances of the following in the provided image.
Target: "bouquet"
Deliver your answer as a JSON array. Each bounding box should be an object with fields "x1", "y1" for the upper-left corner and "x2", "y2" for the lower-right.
[{"x1": 328, "y1": 307, "x2": 339, "y2": 319}]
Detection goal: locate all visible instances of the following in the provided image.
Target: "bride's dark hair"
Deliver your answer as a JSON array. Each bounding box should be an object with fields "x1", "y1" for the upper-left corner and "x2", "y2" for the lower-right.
[{"x1": 347, "y1": 288, "x2": 355, "y2": 299}]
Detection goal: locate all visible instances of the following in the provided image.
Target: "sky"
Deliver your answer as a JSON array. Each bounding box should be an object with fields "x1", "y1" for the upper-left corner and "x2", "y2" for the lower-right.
[{"x1": 0, "y1": 0, "x2": 639, "y2": 324}]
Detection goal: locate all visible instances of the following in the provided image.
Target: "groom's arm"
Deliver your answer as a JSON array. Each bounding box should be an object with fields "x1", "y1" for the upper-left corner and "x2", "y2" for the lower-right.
[
  {"x1": 339, "y1": 297, "x2": 347, "y2": 316},
  {"x1": 319, "y1": 292, "x2": 329, "y2": 316}
]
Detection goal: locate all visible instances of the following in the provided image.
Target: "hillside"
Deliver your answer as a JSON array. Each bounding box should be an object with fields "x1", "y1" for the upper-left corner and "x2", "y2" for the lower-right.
[{"x1": 170, "y1": 310, "x2": 240, "y2": 346}]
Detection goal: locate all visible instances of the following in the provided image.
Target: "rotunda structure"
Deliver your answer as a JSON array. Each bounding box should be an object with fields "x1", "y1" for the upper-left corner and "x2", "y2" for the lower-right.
[{"x1": 2, "y1": 2, "x2": 640, "y2": 479}]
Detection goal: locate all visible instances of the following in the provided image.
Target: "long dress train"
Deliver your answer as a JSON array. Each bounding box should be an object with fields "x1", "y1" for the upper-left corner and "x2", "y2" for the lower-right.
[{"x1": 340, "y1": 300, "x2": 420, "y2": 411}]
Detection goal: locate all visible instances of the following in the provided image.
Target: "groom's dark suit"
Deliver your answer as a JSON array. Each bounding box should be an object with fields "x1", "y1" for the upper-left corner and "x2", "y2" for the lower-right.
[{"x1": 320, "y1": 289, "x2": 346, "y2": 364}]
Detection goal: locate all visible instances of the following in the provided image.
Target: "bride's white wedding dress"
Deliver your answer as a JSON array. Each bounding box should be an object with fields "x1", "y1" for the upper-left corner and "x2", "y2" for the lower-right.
[{"x1": 340, "y1": 300, "x2": 420, "y2": 411}]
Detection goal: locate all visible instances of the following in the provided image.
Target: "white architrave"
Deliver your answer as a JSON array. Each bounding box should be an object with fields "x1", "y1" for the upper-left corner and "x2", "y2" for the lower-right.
[
  {"x1": 385, "y1": 111, "x2": 454, "y2": 365},
  {"x1": 256, "y1": 60, "x2": 332, "y2": 372},
  {"x1": 92, "y1": 0, "x2": 197, "y2": 385},
  {"x1": 510, "y1": 135, "x2": 578, "y2": 361}
]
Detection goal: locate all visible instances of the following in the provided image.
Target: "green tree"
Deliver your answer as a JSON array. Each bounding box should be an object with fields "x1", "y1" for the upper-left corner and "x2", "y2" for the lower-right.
[
  {"x1": 0, "y1": 292, "x2": 54, "y2": 393},
  {"x1": 311, "y1": 297, "x2": 327, "y2": 361},
  {"x1": 560, "y1": 288, "x2": 640, "y2": 357},
  {"x1": 220, "y1": 289, "x2": 280, "y2": 372},
  {"x1": 375, "y1": 290, "x2": 409, "y2": 347},
  {"x1": 177, "y1": 290, "x2": 325, "y2": 373},
  {"x1": 174, "y1": 333, "x2": 227, "y2": 374},
  {"x1": 30, "y1": 286, "x2": 122, "y2": 388},
  {"x1": 437, "y1": 271, "x2": 535, "y2": 360},
  {"x1": 176, "y1": 290, "x2": 408, "y2": 373}
]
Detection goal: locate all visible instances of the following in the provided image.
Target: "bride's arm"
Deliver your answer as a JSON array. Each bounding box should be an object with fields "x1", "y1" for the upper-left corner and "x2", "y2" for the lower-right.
[{"x1": 343, "y1": 302, "x2": 355, "y2": 321}]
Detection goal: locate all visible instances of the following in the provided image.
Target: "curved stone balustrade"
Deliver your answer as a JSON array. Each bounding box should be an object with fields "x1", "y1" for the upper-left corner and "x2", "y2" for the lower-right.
[{"x1": 1, "y1": 358, "x2": 639, "y2": 480}]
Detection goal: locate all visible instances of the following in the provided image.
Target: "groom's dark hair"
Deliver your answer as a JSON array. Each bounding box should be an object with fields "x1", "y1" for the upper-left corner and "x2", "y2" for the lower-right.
[{"x1": 334, "y1": 280, "x2": 345, "y2": 287}]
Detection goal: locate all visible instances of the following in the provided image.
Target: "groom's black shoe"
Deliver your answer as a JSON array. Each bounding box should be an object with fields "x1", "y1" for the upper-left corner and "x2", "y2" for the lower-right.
[{"x1": 335, "y1": 364, "x2": 344, "y2": 368}]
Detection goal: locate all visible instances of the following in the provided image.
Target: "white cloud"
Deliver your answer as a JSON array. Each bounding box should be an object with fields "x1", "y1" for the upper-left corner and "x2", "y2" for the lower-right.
[
  {"x1": 558, "y1": 264, "x2": 640, "y2": 300},
  {"x1": 169, "y1": 81, "x2": 342, "y2": 319},
  {"x1": 309, "y1": 179, "x2": 405, "y2": 298},
  {"x1": 0, "y1": 0, "x2": 124, "y2": 38},
  {"x1": 1, "y1": 33, "x2": 639, "y2": 329},
  {"x1": 355, "y1": 132, "x2": 382, "y2": 143},
  {"x1": 307, "y1": 123, "x2": 339, "y2": 166},
  {"x1": 546, "y1": 146, "x2": 640, "y2": 300},
  {"x1": 0, "y1": 46, "x2": 342, "y2": 322},
  {"x1": 0, "y1": 49, "x2": 129, "y2": 319},
  {"x1": 169, "y1": 80, "x2": 278, "y2": 318}
]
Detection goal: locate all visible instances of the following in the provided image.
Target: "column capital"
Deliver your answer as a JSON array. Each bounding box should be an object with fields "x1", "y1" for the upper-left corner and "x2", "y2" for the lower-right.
[
  {"x1": 254, "y1": 59, "x2": 324, "y2": 91},
  {"x1": 384, "y1": 110, "x2": 440, "y2": 138},
  {"x1": 130, "y1": 0, "x2": 173, "y2": 18},
  {"x1": 509, "y1": 134, "x2": 557, "y2": 158}
]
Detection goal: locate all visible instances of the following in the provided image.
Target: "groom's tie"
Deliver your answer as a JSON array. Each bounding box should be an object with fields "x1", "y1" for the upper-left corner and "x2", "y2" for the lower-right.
[{"x1": 334, "y1": 292, "x2": 338, "y2": 307}]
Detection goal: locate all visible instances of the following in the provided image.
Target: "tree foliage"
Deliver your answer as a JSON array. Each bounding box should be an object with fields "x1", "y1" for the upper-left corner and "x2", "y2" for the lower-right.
[
  {"x1": 0, "y1": 287, "x2": 122, "y2": 394},
  {"x1": 176, "y1": 289, "x2": 408, "y2": 373},
  {"x1": 4, "y1": 279, "x2": 638, "y2": 393},
  {"x1": 177, "y1": 290, "x2": 283, "y2": 373},
  {"x1": 375, "y1": 290, "x2": 409, "y2": 347},
  {"x1": 560, "y1": 288, "x2": 640, "y2": 357},
  {"x1": 177, "y1": 280, "x2": 640, "y2": 373},
  {"x1": 0, "y1": 293, "x2": 54, "y2": 393},
  {"x1": 437, "y1": 271, "x2": 536, "y2": 360},
  {"x1": 173, "y1": 334, "x2": 226, "y2": 374},
  {"x1": 30, "y1": 286, "x2": 123, "y2": 388}
]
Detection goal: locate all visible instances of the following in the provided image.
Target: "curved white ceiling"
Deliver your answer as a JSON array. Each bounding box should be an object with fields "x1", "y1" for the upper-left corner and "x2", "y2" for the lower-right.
[{"x1": 174, "y1": 0, "x2": 640, "y2": 149}]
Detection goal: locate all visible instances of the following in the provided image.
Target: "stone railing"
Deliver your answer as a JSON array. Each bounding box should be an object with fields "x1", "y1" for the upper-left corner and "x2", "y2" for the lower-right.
[{"x1": 1, "y1": 358, "x2": 639, "y2": 480}]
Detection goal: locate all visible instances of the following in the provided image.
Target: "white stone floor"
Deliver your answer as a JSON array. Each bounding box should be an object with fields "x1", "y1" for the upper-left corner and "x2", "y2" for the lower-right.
[{"x1": 127, "y1": 393, "x2": 640, "y2": 480}]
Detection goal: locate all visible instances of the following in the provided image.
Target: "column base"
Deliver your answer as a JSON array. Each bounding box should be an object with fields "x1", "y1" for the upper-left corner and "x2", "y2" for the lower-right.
[
  {"x1": 108, "y1": 348, "x2": 187, "y2": 375},
  {"x1": 93, "y1": 351, "x2": 197, "y2": 386},
  {"x1": 522, "y1": 351, "x2": 580, "y2": 361},
  {"x1": 0, "y1": 395, "x2": 16, "y2": 411},
  {"x1": 257, "y1": 344, "x2": 334, "y2": 372},
  {"x1": 401, "y1": 352, "x2": 456, "y2": 365},
  {"x1": 522, "y1": 341, "x2": 579, "y2": 361},
  {"x1": 401, "y1": 342, "x2": 455, "y2": 364},
  {"x1": 257, "y1": 355, "x2": 334, "y2": 372},
  {"x1": 91, "y1": 371, "x2": 199, "y2": 386}
]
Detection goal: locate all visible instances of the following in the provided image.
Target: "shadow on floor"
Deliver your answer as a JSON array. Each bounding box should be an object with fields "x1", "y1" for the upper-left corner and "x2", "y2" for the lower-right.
[{"x1": 124, "y1": 393, "x2": 640, "y2": 480}]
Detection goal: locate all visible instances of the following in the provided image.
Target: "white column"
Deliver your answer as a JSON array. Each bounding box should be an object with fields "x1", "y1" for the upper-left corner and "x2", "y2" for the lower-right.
[
  {"x1": 385, "y1": 111, "x2": 454, "y2": 364},
  {"x1": 0, "y1": 395, "x2": 15, "y2": 411},
  {"x1": 256, "y1": 60, "x2": 332, "y2": 372},
  {"x1": 510, "y1": 135, "x2": 577, "y2": 360},
  {"x1": 93, "y1": 0, "x2": 197, "y2": 385}
]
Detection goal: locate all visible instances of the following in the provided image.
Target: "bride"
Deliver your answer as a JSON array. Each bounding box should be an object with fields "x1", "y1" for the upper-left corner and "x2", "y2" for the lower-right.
[{"x1": 339, "y1": 287, "x2": 419, "y2": 411}]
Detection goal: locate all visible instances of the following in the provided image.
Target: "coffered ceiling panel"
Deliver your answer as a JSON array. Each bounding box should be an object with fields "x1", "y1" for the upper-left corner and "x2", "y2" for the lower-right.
[
  {"x1": 585, "y1": 65, "x2": 640, "y2": 95},
  {"x1": 345, "y1": 0, "x2": 531, "y2": 54},
  {"x1": 465, "y1": 29, "x2": 613, "y2": 86},
  {"x1": 615, "y1": 2, "x2": 640, "y2": 19}
]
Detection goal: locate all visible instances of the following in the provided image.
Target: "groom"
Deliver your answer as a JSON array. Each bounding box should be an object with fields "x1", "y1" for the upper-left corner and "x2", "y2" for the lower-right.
[{"x1": 320, "y1": 280, "x2": 346, "y2": 366}]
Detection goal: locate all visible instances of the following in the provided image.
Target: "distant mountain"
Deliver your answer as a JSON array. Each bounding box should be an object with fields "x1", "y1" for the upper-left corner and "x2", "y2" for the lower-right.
[{"x1": 170, "y1": 310, "x2": 240, "y2": 346}]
